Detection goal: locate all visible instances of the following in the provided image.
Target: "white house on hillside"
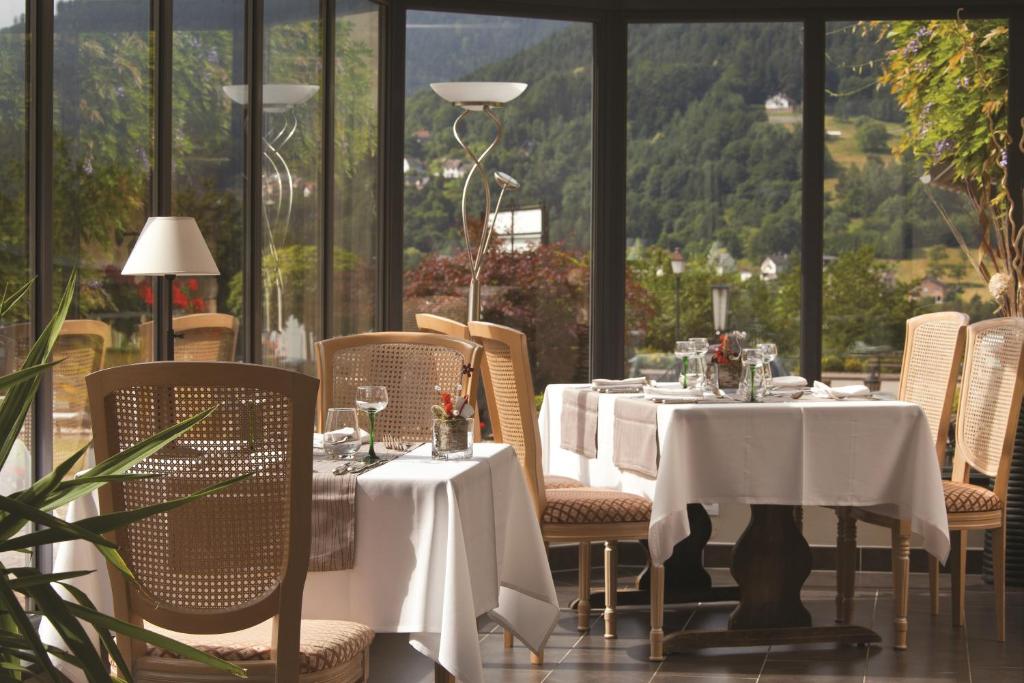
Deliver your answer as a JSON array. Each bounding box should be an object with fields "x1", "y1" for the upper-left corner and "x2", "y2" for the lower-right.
[
  {"x1": 760, "y1": 254, "x2": 790, "y2": 281},
  {"x1": 764, "y1": 93, "x2": 794, "y2": 111}
]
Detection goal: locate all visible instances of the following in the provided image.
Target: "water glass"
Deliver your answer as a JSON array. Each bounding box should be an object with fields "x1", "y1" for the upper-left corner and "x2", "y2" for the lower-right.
[
  {"x1": 737, "y1": 348, "x2": 766, "y2": 402},
  {"x1": 323, "y1": 408, "x2": 361, "y2": 460},
  {"x1": 688, "y1": 338, "x2": 710, "y2": 392},
  {"x1": 759, "y1": 342, "x2": 778, "y2": 390},
  {"x1": 355, "y1": 385, "x2": 389, "y2": 463}
]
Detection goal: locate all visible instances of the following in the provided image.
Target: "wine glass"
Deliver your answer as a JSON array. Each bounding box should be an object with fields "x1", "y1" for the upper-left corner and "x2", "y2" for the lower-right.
[
  {"x1": 738, "y1": 348, "x2": 765, "y2": 402},
  {"x1": 355, "y1": 386, "x2": 388, "y2": 463},
  {"x1": 759, "y1": 343, "x2": 778, "y2": 391},
  {"x1": 674, "y1": 341, "x2": 695, "y2": 389},
  {"x1": 323, "y1": 408, "x2": 361, "y2": 460}
]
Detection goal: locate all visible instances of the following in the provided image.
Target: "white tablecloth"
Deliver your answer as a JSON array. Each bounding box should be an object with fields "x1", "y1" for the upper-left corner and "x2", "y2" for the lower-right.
[
  {"x1": 41, "y1": 443, "x2": 557, "y2": 683},
  {"x1": 540, "y1": 384, "x2": 950, "y2": 566}
]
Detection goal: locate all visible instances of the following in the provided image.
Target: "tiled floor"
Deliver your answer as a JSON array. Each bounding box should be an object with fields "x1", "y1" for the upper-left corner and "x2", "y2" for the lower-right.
[{"x1": 475, "y1": 567, "x2": 1023, "y2": 682}]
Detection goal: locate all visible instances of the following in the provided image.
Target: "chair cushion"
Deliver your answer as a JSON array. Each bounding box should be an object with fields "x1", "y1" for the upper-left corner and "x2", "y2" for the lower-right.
[
  {"x1": 545, "y1": 475, "x2": 583, "y2": 489},
  {"x1": 145, "y1": 619, "x2": 374, "y2": 674},
  {"x1": 943, "y1": 481, "x2": 1002, "y2": 513},
  {"x1": 542, "y1": 488, "x2": 651, "y2": 525}
]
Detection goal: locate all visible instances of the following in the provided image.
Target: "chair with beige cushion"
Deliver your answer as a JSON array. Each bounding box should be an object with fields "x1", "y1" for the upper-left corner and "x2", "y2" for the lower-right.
[
  {"x1": 834, "y1": 311, "x2": 967, "y2": 648},
  {"x1": 139, "y1": 313, "x2": 239, "y2": 362},
  {"x1": 468, "y1": 321, "x2": 654, "y2": 649},
  {"x1": 314, "y1": 332, "x2": 481, "y2": 440},
  {"x1": 87, "y1": 362, "x2": 373, "y2": 682}
]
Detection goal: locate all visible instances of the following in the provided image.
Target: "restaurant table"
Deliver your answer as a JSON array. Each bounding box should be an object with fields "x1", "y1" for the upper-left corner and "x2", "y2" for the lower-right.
[
  {"x1": 41, "y1": 442, "x2": 558, "y2": 683},
  {"x1": 539, "y1": 384, "x2": 950, "y2": 653}
]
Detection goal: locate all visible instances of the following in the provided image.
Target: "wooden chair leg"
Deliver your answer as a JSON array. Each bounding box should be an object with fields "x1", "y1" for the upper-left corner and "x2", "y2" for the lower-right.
[
  {"x1": 503, "y1": 628, "x2": 513, "y2": 649},
  {"x1": 994, "y1": 524, "x2": 1005, "y2": 642},
  {"x1": 577, "y1": 541, "x2": 591, "y2": 632},
  {"x1": 649, "y1": 562, "x2": 665, "y2": 661},
  {"x1": 434, "y1": 662, "x2": 456, "y2": 682},
  {"x1": 835, "y1": 508, "x2": 856, "y2": 624},
  {"x1": 928, "y1": 554, "x2": 940, "y2": 615},
  {"x1": 892, "y1": 523, "x2": 910, "y2": 650},
  {"x1": 604, "y1": 541, "x2": 618, "y2": 639},
  {"x1": 530, "y1": 649, "x2": 544, "y2": 666},
  {"x1": 950, "y1": 529, "x2": 967, "y2": 628}
]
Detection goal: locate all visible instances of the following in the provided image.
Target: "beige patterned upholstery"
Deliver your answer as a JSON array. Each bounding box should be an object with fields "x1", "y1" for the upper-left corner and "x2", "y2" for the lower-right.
[
  {"x1": 942, "y1": 481, "x2": 1002, "y2": 513},
  {"x1": 543, "y1": 488, "x2": 652, "y2": 525},
  {"x1": 315, "y1": 332, "x2": 481, "y2": 443},
  {"x1": 545, "y1": 475, "x2": 583, "y2": 489},
  {"x1": 145, "y1": 620, "x2": 374, "y2": 674}
]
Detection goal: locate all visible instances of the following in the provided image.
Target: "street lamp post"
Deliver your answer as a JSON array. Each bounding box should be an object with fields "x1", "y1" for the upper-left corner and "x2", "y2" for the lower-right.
[{"x1": 670, "y1": 247, "x2": 685, "y2": 341}]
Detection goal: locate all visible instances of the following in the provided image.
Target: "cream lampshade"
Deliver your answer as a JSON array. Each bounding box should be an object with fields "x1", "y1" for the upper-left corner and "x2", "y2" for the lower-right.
[
  {"x1": 123, "y1": 217, "x2": 218, "y2": 361},
  {"x1": 122, "y1": 217, "x2": 219, "y2": 277}
]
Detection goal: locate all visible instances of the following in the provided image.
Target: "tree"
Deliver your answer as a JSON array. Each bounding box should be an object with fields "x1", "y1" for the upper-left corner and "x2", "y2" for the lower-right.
[{"x1": 855, "y1": 119, "x2": 889, "y2": 154}]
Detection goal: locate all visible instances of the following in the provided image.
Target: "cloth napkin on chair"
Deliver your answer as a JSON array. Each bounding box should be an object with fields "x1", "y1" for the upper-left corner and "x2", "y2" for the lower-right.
[
  {"x1": 560, "y1": 388, "x2": 599, "y2": 458},
  {"x1": 612, "y1": 398, "x2": 659, "y2": 479},
  {"x1": 309, "y1": 471, "x2": 357, "y2": 571}
]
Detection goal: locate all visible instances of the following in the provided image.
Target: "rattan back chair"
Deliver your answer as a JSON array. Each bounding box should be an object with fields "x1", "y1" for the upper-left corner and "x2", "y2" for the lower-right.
[
  {"x1": 139, "y1": 313, "x2": 239, "y2": 362},
  {"x1": 54, "y1": 320, "x2": 111, "y2": 440},
  {"x1": 88, "y1": 362, "x2": 372, "y2": 682},
  {"x1": 942, "y1": 318, "x2": 1024, "y2": 641},
  {"x1": 835, "y1": 311, "x2": 968, "y2": 648},
  {"x1": 897, "y1": 312, "x2": 970, "y2": 460},
  {"x1": 468, "y1": 321, "x2": 655, "y2": 651},
  {"x1": 315, "y1": 332, "x2": 482, "y2": 441}
]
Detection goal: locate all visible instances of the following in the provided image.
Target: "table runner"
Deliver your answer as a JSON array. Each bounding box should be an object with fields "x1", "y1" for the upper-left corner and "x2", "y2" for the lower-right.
[
  {"x1": 560, "y1": 387, "x2": 599, "y2": 457},
  {"x1": 611, "y1": 398, "x2": 659, "y2": 478},
  {"x1": 309, "y1": 471, "x2": 356, "y2": 571},
  {"x1": 540, "y1": 384, "x2": 950, "y2": 567}
]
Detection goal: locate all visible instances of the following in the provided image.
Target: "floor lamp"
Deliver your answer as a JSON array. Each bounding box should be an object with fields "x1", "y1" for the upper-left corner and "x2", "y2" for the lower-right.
[{"x1": 122, "y1": 217, "x2": 219, "y2": 361}]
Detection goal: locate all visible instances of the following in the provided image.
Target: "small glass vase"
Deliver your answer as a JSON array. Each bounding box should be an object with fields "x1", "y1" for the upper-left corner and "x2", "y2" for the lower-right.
[{"x1": 432, "y1": 416, "x2": 473, "y2": 460}]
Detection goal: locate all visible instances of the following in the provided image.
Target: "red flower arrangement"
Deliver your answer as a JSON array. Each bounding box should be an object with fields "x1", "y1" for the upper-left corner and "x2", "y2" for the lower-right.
[
  {"x1": 136, "y1": 277, "x2": 206, "y2": 313},
  {"x1": 431, "y1": 365, "x2": 475, "y2": 421}
]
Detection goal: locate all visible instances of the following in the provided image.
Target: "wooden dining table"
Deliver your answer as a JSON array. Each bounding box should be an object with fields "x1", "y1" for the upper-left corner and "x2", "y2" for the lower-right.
[{"x1": 539, "y1": 383, "x2": 950, "y2": 656}]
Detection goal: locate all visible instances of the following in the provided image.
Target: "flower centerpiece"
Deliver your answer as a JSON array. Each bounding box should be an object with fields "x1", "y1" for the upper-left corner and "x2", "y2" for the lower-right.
[
  {"x1": 430, "y1": 365, "x2": 475, "y2": 459},
  {"x1": 711, "y1": 330, "x2": 746, "y2": 389}
]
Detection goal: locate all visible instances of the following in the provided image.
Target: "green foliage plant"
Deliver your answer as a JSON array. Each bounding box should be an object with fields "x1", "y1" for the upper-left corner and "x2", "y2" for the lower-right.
[{"x1": 0, "y1": 273, "x2": 247, "y2": 682}]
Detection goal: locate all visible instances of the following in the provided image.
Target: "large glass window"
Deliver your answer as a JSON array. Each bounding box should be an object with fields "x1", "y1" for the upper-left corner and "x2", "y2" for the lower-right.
[
  {"x1": 625, "y1": 23, "x2": 803, "y2": 379},
  {"x1": 402, "y1": 11, "x2": 593, "y2": 394},
  {"x1": 171, "y1": 0, "x2": 246, "y2": 361},
  {"x1": 823, "y1": 20, "x2": 1007, "y2": 392},
  {"x1": 259, "y1": 1, "x2": 323, "y2": 374},
  {"x1": 52, "y1": 0, "x2": 153, "y2": 473},
  {"x1": 333, "y1": 0, "x2": 379, "y2": 336},
  {"x1": 0, "y1": 0, "x2": 30, "y2": 572}
]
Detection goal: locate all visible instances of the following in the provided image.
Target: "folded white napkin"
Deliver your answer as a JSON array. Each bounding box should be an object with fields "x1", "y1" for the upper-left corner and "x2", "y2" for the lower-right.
[
  {"x1": 592, "y1": 377, "x2": 647, "y2": 387},
  {"x1": 811, "y1": 381, "x2": 871, "y2": 399},
  {"x1": 591, "y1": 377, "x2": 647, "y2": 392},
  {"x1": 772, "y1": 376, "x2": 808, "y2": 389},
  {"x1": 643, "y1": 386, "x2": 703, "y2": 403}
]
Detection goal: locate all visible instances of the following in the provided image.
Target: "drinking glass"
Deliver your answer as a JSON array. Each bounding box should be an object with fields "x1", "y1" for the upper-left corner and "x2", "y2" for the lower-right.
[
  {"x1": 759, "y1": 343, "x2": 778, "y2": 390},
  {"x1": 355, "y1": 386, "x2": 388, "y2": 463},
  {"x1": 674, "y1": 341, "x2": 695, "y2": 389},
  {"x1": 688, "y1": 337, "x2": 710, "y2": 392},
  {"x1": 737, "y1": 348, "x2": 765, "y2": 402},
  {"x1": 323, "y1": 408, "x2": 361, "y2": 460}
]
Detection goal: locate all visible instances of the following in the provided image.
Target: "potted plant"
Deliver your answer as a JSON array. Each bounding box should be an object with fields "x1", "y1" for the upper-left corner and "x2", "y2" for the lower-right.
[
  {"x1": 430, "y1": 366, "x2": 475, "y2": 460},
  {"x1": 0, "y1": 273, "x2": 246, "y2": 681}
]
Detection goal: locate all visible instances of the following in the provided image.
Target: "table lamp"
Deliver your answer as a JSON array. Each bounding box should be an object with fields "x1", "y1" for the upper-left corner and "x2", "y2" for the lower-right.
[{"x1": 122, "y1": 217, "x2": 219, "y2": 360}]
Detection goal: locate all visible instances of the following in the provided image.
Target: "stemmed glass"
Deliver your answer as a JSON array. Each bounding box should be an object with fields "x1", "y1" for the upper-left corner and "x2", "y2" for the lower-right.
[
  {"x1": 674, "y1": 341, "x2": 695, "y2": 389},
  {"x1": 759, "y1": 343, "x2": 778, "y2": 391},
  {"x1": 355, "y1": 386, "x2": 388, "y2": 463},
  {"x1": 738, "y1": 348, "x2": 765, "y2": 402},
  {"x1": 323, "y1": 408, "x2": 361, "y2": 460}
]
